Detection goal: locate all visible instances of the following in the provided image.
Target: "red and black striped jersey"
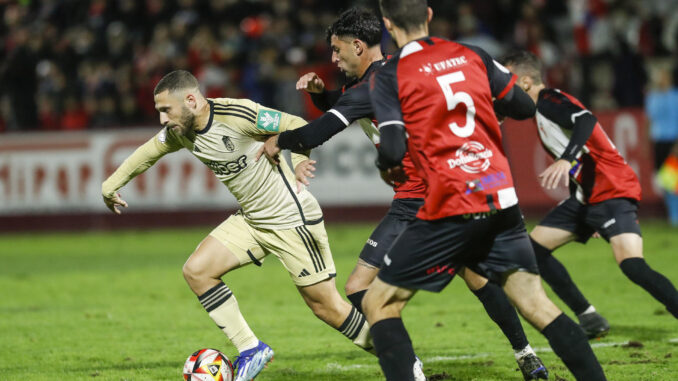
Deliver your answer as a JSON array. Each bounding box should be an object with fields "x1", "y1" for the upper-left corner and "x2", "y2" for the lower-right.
[
  {"x1": 370, "y1": 37, "x2": 518, "y2": 219},
  {"x1": 535, "y1": 88, "x2": 641, "y2": 204}
]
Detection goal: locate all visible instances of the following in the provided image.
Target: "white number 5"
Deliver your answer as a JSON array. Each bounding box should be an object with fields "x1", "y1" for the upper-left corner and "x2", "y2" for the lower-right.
[{"x1": 436, "y1": 71, "x2": 476, "y2": 137}]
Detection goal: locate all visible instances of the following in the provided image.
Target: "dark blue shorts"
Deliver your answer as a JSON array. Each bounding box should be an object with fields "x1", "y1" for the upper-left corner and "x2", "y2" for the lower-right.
[
  {"x1": 378, "y1": 205, "x2": 539, "y2": 292},
  {"x1": 539, "y1": 197, "x2": 641, "y2": 243},
  {"x1": 359, "y1": 198, "x2": 424, "y2": 267}
]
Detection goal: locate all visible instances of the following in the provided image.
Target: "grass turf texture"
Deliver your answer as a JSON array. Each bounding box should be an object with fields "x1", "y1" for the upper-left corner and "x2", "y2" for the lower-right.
[{"x1": 1, "y1": 221, "x2": 677, "y2": 380}]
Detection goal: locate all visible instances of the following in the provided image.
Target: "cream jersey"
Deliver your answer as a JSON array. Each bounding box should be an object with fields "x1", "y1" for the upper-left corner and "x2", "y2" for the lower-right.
[{"x1": 102, "y1": 97, "x2": 323, "y2": 229}]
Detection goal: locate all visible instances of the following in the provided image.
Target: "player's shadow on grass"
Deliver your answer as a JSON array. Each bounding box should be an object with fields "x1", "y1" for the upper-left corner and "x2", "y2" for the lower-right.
[{"x1": 608, "y1": 324, "x2": 674, "y2": 341}]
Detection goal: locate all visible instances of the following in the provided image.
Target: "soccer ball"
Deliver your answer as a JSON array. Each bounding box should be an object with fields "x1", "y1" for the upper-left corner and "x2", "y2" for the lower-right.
[{"x1": 183, "y1": 348, "x2": 234, "y2": 381}]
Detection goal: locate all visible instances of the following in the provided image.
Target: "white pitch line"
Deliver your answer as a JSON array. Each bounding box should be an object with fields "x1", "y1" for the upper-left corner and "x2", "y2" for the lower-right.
[
  {"x1": 426, "y1": 353, "x2": 491, "y2": 362},
  {"x1": 322, "y1": 338, "x2": 678, "y2": 372},
  {"x1": 325, "y1": 363, "x2": 374, "y2": 371},
  {"x1": 534, "y1": 338, "x2": 678, "y2": 353}
]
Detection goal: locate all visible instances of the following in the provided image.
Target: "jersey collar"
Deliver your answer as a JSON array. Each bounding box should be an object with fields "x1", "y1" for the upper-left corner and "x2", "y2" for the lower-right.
[{"x1": 197, "y1": 99, "x2": 215, "y2": 135}]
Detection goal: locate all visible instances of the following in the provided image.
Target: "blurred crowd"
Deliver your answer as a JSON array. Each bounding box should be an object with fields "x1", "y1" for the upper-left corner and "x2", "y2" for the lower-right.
[{"x1": 1, "y1": 0, "x2": 678, "y2": 132}]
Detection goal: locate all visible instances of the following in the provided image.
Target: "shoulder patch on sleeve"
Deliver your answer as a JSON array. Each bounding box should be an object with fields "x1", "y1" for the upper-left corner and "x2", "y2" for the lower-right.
[{"x1": 256, "y1": 109, "x2": 281, "y2": 132}]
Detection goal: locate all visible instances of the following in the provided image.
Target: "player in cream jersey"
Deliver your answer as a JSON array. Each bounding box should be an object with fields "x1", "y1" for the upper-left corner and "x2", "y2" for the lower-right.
[
  {"x1": 102, "y1": 70, "x2": 372, "y2": 381},
  {"x1": 154, "y1": 97, "x2": 323, "y2": 229}
]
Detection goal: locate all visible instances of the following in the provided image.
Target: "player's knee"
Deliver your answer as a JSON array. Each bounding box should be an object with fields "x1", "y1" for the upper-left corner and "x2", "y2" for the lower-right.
[
  {"x1": 515, "y1": 293, "x2": 560, "y2": 330},
  {"x1": 344, "y1": 277, "x2": 368, "y2": 297},
  {"x1": 361, "y1": 286, "x2": 401, "y2": 322},
  {"x1": 182, "y1": 256, "x2": 207, "y2": 284}
]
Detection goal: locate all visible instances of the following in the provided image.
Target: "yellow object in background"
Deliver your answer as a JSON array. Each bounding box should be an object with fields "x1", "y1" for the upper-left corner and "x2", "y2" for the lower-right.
[{"x1": 658, "y1": 155, "x2": 678, "y2": 194}]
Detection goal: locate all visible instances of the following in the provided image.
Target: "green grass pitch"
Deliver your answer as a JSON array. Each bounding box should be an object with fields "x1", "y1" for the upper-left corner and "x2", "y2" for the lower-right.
[{"x1": 1, "y1": 221, "x2": 677, "y2": 380}]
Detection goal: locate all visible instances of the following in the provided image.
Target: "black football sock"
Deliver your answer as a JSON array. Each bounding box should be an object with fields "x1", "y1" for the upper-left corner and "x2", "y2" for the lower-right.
[
  {"x1": 619, "y1": 257, "x2": 678, "y2": 318},
  {"x1": 472, "y1": 282, "x2": 529, "y2": 351},
  {"x1": 347, "y1": 290, "x2": 367, "y2": 314},
  {"x1": 532, "y1": 238, "x2": 591, "y2": 315},
  {"x1": 541, "y1": 313, "x2": 607, "y2": 381},
  {"x1": 371, "y1": 318, "x2": 417, "y2": 381}
]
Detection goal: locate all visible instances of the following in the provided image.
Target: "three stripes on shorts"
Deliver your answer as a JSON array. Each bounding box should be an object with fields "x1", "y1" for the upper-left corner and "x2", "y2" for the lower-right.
[
  {"x1": 198, "y1": 282, "x2": 233, "y2": 312},
  {"x1": 295, "y1": 225, "x2": 325, "y2": 273}
]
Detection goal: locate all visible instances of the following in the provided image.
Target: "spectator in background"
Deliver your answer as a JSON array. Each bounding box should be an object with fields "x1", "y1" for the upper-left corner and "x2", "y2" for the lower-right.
[
  {"x1": 645, "y1": 63, "x2": 678, "y2": 225},
  {"x1": 1, "y1": 0, "x2": 678, "y2": 132},
  {"x1": 60, "y1": 95, "x2": 89, "y2": 131},
  {"x1": 646, "y1": 64, "x2": 678, "y2": 169},
  {"x1": 0, "y1": 26, "x2": 38, "y2": 130}
]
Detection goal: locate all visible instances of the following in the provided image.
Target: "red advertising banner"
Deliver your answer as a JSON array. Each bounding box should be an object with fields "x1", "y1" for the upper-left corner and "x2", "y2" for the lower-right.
[{"x1": 502, "y1": 109, "x2": 662, "y2": 215}]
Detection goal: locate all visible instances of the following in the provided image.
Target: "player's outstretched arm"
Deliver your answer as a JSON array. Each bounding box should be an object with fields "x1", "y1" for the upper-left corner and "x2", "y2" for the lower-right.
[
  {"x1": 101, "y1": 131, "x2": 179, "y2": 214},
  {"x1": 536, "y1": 92, "x2": 598, "y2": 190}
]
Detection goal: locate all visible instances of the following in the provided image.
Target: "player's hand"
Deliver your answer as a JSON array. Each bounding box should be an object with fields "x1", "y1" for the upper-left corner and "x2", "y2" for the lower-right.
[
  {"x1": 256, "y1": 135, "x2": 281, "y2": 165},
  {"x1": 103, "y1": 192, "x2": 128, "y2": 215},
  {"x1": 539, "y1": 159, "x2": 571, "y2": 190},
  {"x1": 592, "y1": 232, "x2": 602, "y2": 239},
  {"x1": 296, "y1": 72, "x2": 325, "y2": 94},
  {"x1": 294, "y1": 159, "x2": 316, "y2": 193},
  {"x1": 380, "y1": 166, "x2": 408, "y2": 186}
]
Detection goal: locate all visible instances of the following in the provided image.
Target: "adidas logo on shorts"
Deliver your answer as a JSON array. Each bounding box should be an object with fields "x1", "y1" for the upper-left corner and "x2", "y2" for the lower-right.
[{"x1": 298, "y1": 269, "x2": 311, "y2": 277}]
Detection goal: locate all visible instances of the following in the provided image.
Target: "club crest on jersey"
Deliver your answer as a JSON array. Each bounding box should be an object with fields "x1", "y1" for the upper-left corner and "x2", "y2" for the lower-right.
[
  {"x1": 448, "y1": 141, "x2": 493, "y2": 173},
  {"x1": 256, "y1": 109, "x2": 281, "y2": 132},
  {"x1": 418, "y1": 63, "x2": 434, "y2": 76},
  {"x1": 222, "y1": 136, "x2": 235, "y2": 152}
]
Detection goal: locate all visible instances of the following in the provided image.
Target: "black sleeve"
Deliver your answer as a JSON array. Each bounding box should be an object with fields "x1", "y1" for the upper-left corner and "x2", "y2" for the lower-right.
[
  {"x1": 309, "y1": 89, "x2": 342, "y2": 112},
  {"x1": 376, "y1": 124, "x2": 408, "y2": 170},
  {"x1": 369, "y1": 58, "x2": 407, "y2": 168},
  {"x1": 277, "y1": 112, "x2": 347, "y2": 151},
  {"x1": 560, "y1": 112, "x2": 597, "y2": 161},
  {"x1": 462, "y1": 43, "x2": 517, "y2": 100},
  {"x1": 277, "y1": 85, "x2": 372, "y2": 151},
  {"x1": 537, "y1": 90, "x2": 597, "y2": 161},
  {"x1": 493, "y1": 84, "x2": 535, "y2": 120}
]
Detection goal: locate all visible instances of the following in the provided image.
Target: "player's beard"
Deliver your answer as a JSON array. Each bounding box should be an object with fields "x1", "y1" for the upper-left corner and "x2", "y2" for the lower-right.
[{"x1": 174, "y1": 106, "x2": 197, "y2": 137}]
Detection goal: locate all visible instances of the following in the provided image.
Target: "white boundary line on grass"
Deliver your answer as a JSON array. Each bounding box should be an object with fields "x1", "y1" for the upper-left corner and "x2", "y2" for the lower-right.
[
  {"x1": 322, "y1": 338, "x2": 678, "y2": 372},
  {"x1": 534, "y1": 337, "x2": 678, "y2": 353}
]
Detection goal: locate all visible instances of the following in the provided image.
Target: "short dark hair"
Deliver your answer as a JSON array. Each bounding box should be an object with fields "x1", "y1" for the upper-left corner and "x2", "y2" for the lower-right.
[
  {"x1": 326, "y1": 7, "x2": 382, "y2": 47},
  {"x1": 379, "y1": 0, "x2": 428, "y2": 33},
  {"x1": 499, "y1": 51, "x2": 544, "y2": 85},
  {"x1": 154, "y1": 70, "x2": 200, "y2": 95}
]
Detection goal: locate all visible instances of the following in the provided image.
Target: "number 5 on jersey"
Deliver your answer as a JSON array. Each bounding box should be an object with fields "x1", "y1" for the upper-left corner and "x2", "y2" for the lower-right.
[{"x1": 436, "y1": 71, "x2": 476, "y2": 138}]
